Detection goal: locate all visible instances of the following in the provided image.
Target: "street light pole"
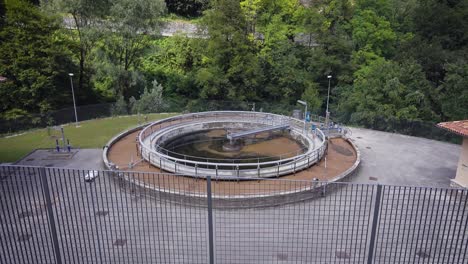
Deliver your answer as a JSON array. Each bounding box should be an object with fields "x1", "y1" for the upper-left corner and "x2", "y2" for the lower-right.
[
  {"x1": 297, "y1": 100, "x2": 307, "y2": 134},
  {"x1": 68, "y1": 73, "x2": 78, "y2": 126},
  {"x1": 325, "y1": 75, "x2": 332, "y2": 134}
]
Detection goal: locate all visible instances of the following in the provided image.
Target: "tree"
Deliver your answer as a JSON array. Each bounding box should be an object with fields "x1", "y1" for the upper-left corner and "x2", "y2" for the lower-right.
[
  {"x1": 412, "y1": 0, "x2": 468, "y2": 51},
  {"x1": 351, "y1": 9, "x2": 397, "y2": 57},
  {"x1": 355, "y1": 0, "x2": 418, "y2": 31},
  {"x1": 320, "y1": 0, "x2": 354, "y2": 35},
  {"x1": 197, "y1": 0, "x2": 262, "y2": 101},
  {"x1": 295, "y1": 4, "x2": 325, "y2": 48},
  {"x1": 438, "y1": 61, "x2": 468, "y2": 120},
  {"x1": 400, "y1": 0, "x2": 468, "y2": 86},
  {"x1": 111, "y1": 95, "x2": 128, "y2": 115},
  {"x1": 313, "y1": 0, "x2": 355, "y2": 85},
  {"x1": 44, "y1": 0, "x2": 110, "y2": 95},
  {"x1": 0, "y1": 0, "x2": 75, "y2": 117},
  {"x1": 130, "y1": 80, "x2": 164, "y2": 114},
  {"x1": 165, "y1": 0, "x2": 208, "y2": 17},
  {"x1": 240, "y1": 0, "x2": 262, "y2": 34},
  {"x1": 336, "y1": 59, "x2": 437, "y2": 125},
  {"x1": 301, "y1": 82, "x2": 322, "y2": 112},
  {"x1": 0, "y1": 0, "x2": 5, "y2": 28},
  {"x1": 140, "y1": 36, "x2": 202, "y2": 99},
  {"x1": 102, "y1": 0, "x2": 165, "y2": 99}
]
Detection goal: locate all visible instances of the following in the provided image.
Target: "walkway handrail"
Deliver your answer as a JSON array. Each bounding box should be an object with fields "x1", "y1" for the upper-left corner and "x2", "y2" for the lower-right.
[
  {"x1": 137, "y1": 111, "x2": 327, "y2": 177},
  {"x1": 148, "y1": 120, "x2": 310, "y2": 164}
]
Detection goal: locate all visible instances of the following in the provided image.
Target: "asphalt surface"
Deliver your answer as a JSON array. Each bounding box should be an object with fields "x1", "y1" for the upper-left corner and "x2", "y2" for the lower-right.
[
  {"x1": 349, "y1": 128, "x2": 460, "y2": 187},
  {"x1": 1, "y1": 130, "x2": 466, "y2": 264}
]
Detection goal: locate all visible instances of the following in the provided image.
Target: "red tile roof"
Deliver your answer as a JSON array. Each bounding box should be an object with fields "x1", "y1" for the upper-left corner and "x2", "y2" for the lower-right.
[{"x1": 437, "y1": 120, "x2": 468, "y2": 137}]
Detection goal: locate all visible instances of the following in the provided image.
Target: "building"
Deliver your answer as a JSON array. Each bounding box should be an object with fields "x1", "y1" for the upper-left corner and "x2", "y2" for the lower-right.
[{"x1": 437, "y1": 120, "x2": 468, "y2": 188}]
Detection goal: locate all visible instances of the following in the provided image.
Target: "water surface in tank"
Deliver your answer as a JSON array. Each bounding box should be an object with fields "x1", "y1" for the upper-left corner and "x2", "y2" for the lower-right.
[{"x1": 161, "y1": 129, "x2": 306, "y2": 163}]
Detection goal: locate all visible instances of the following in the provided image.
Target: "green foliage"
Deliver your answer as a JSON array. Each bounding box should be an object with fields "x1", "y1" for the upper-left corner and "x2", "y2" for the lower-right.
[
  {"x1": 351, "y1": 9, "x2": 396, "y2": 57},
  {"x1": 130, "y1": 80, "x2": 164, "y2": 114},
  {"x1": 438, "y1": 61, "x2": 468, "y2": 120},
  {"x1": 165, "y1": 0, "x2": 208, "y2": 17},
  {"x1": 2, "y1": 0, "x2": 467, "y2": 135},
  {"x1": 412, "y1": 0, "x2": 468, "y2": 50},
  {"x1": 2, "y1": 108, "x2": 29, "y2": 120},
  {"x1": 44, "y1": 0, "x2": 110, "y2": 102},
  {"x1": 320, "y1": 0, "x2": 354, "y2": 34},
  {"x1": 0, "y1": 0, "x2": 5, "y2": 27},
  {"x1": 301, "y1": 83, "x2": 322, "y2": 112},
  {"x1": 140, "y1": 36, "x2": 202, "y2": 99},
  {"x1": 196, "y1": 0, "x2": 262, "y2": 101},
  {"x1": 0, "y1": 0, "x2": 75, "y2": 117},
  {"x1": 337, "y1": 59, "x2": 437, "y2": 125},
  {"x1": 111, "y1": 95, "x2": 128, "y2": 116},
  {"x1": 101, "y1": 0, "x2": 165, "y2": 99}
]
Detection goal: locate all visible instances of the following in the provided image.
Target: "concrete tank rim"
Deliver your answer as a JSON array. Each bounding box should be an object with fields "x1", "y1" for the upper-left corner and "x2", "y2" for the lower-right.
[{"x1": 102, "y1": 111, "x2": 361, "y2": 206}]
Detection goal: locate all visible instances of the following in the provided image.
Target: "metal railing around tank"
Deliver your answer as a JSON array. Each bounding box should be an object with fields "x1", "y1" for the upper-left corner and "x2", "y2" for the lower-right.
[{"x1": 137, "y1": 111, "x2": 327, "y2": 179}]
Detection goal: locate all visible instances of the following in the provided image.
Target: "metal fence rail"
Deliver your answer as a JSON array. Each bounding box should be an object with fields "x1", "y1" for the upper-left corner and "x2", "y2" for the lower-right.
[
  {"x1": 138, "y1": 111, "x2": 327, "y2": 179},
  {"x1": 1, "y1": 165, "x2": 467, "y2": 264}
]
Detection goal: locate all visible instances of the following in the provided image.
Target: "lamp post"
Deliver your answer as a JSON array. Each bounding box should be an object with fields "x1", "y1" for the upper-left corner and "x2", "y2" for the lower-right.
[
  {"x1": 325, "y1": 75, "x2": 332, "y2": 134},
  {"x1": 68, "y1": 73, "x2": 78, "y2": 126},
  {"x1": 297, "y1": 100, "x2": 307, "y2": 133},
  {"x1": 248, "y1": 102, "x2": 256, "y2": 112}
]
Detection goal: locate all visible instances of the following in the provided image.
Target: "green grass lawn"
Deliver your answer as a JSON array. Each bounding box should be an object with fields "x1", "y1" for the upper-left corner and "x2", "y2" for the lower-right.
[{"x1": 0, "y1": 113, "x2": 177, "y2": 163}]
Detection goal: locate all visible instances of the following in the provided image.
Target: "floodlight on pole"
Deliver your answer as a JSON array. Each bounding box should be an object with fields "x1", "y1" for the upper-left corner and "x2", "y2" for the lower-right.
[
  {"x1": 297, "y1": 100, "x2": 307, "y2": 133},
  {"x1": 68, "y1": 73, "x2": 79, "y2": 127},
  {"x1": 325, "y1": 75, "x2": 332, "y2": 135}
]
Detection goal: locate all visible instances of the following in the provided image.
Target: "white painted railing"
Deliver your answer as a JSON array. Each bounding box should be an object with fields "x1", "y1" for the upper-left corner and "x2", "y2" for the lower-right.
[{"x1": 138, "y1": 111, "x2": 326, "y2": 179}]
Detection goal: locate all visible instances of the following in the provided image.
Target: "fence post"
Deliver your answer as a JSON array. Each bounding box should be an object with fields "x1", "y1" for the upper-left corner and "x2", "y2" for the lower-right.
[
  {"x1": 39, "y1": 167, "x2": 62, "y2": 264},
  {"x1": 367, "y1": 184, "x2": 383, "y2": 264},
  {"x1": 206, "y1": 176, "x2": 215, "y2": 264}
]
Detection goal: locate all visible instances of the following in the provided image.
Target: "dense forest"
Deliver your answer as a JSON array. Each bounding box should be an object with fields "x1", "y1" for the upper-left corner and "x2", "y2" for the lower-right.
[{"x1": 0, "y1": 0, "x2": 467, "y2": 128}]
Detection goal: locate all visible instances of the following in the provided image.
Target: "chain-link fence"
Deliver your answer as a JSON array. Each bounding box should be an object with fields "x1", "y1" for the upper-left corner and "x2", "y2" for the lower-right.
[
  {"x1": 352, "y1": 115, "x2": 461, "y2": 144},
  {"x1": 0, "y1": 100, "x2": 461, "y2": 144},
  {"x1": 0, "y1": 103, "x2": 114, "y2": 134},
  {"x1": 1, "y1": 165, "x2": 467, "y2": 264},
  {"x1": 0, "y1": 99, "x2": 308, "y2": 135}
]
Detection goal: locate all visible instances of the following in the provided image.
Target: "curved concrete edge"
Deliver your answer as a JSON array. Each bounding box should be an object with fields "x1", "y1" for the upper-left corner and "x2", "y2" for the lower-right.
[
  {"x1": 102, "y1": 114, "x2": 360, "y2": 208},
  {"x1": 102, "y1": 123, "x2": 149, "y2": 170},
  {"x1": 111, "y1": 170, "x2": 358, "y2": 209},
  {"x1": 114, "y1": 174, "x2": 349, "y2": 209},
  {"x1": 327, "y1": 137, "x2": 361, "y2": 183}
]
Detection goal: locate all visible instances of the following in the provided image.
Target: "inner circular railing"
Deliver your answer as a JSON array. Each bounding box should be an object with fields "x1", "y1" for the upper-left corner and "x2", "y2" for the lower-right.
[{"x1": 138, "y1": 111, "x2": 326, "y2": 180}]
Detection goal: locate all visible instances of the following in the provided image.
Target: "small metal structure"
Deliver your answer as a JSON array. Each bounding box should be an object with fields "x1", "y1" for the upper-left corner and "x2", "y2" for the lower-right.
[{"x1": 226, "y1": 124, "x2": 290, "y2": 141}]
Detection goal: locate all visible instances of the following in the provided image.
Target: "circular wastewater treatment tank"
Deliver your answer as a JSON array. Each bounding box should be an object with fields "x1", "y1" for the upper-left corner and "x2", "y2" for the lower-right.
[
  {"x1": 104, "y1": 111, "x2": 360, "y2": 207},
  {"x1": 137, "y1": 111, "x2": 327, "y2": 180}
]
